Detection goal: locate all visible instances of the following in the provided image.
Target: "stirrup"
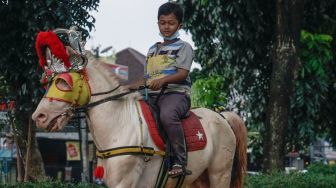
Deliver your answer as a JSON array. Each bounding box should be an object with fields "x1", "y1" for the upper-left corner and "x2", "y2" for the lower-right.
[{"x1": 168, "y1": 164, "x2": 192, "y2": 179}]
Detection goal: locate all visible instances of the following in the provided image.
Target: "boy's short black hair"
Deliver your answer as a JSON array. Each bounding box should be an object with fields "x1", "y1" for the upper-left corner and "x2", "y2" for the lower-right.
[{"x1": 158, "y1": 2, "x2": 183, "y2": 23}]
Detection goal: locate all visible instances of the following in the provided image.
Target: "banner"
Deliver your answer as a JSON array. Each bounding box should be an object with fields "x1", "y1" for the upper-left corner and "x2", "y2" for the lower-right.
[
  {"x1": 65, "y1": 141, "x2": 80, "y2": 161},
  {"x1": 103, "y1": 63, "x2": 128, "y2": 80}
]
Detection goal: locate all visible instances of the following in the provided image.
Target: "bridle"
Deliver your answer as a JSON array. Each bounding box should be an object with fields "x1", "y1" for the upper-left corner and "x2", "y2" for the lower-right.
[
  {"x1": 44, "y1": 74, "x2": 139, "y2": 131},
  {"x1": 46, "y1": 107, "x2": 75, "y2": 131}
]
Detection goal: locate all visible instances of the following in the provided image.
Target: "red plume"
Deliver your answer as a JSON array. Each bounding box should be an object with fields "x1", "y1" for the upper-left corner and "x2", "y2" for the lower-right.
[
  {"x1": 93, "y1": 166, "x2": 104, "y2": 179},
  {"x1": 35, "y1": 31, "x2": 70, "y2": 68}
]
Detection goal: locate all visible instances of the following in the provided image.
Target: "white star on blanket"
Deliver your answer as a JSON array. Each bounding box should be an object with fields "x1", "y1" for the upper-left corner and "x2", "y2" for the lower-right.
[{"x1": 196, "y1": 131, "x2": 204, "y2": 140}]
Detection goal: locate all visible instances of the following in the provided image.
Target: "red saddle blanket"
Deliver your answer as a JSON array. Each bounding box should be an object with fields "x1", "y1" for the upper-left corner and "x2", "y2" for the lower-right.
[{"x1": 139, "y1": 100, "x2": 207, "y2": 152}]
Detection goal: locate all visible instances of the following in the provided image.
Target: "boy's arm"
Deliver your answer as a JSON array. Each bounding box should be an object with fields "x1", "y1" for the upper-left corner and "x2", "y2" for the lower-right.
[{"x1": 148, "y1": 68, "x2": 189, "y2": 90}]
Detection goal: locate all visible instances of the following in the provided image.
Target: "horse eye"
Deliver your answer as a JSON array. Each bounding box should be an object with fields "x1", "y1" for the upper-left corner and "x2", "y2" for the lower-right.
[{"x1": 55, "y1": 78, "x2": 72, "y2": 91}]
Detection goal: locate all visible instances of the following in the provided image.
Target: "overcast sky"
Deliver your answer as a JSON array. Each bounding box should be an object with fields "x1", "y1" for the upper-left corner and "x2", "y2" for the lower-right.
[{"x1": 86, "y1": 0, "x2": 195, "y2": 57}]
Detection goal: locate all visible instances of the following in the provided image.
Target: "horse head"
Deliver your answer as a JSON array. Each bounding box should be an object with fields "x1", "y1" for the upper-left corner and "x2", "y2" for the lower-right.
[{"x1": 32, "y1": 27, "x2": 90, "y2": 131}]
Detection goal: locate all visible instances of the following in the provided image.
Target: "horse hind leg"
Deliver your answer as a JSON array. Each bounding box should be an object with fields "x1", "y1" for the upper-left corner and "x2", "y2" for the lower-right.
[
  {"x1": 207, "y1": 148, "x2": 235, "y2": 188},
  {"x1": 189, "y1": 169, "x2": 210, "y2": 188},
  {"x1": 190, "y1": 155, "x2": 234, "y2": 188}
]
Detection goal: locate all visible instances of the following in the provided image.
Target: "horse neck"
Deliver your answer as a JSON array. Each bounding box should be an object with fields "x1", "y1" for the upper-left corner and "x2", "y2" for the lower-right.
[{"x1": 85, "y1": 61, "x2": 145, "y2": 150}]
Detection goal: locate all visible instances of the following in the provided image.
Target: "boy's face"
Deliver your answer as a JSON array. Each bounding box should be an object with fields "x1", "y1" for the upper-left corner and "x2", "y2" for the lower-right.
[{"x1": 158, "y1": 13, "x2": 182, "y2": 38}]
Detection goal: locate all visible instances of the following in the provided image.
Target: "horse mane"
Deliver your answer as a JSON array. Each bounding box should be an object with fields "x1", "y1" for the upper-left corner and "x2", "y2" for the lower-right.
[{"x1": 86, "y1": 53, "x2": 142, "y2": 101}]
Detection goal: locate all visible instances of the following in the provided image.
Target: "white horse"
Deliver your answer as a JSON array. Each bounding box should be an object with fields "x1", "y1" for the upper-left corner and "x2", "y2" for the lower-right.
[{"x1": 32, "y1": 54, "x2": 247, "y2": 188}]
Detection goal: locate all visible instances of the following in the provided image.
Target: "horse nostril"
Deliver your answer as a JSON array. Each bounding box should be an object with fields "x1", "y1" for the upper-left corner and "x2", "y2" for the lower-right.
[{"x1": 36, "y1": 113, "x2": 48, "y2": 123}]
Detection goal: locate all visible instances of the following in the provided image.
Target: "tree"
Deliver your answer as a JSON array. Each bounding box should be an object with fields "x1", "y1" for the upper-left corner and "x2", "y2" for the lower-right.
[
  {"x1": 191, "y1": 75, "x2": 228, "y2": 109},
  {"x1": 288, "y1": 31, "x2": 333, "y2": 149},
  {"x1": 0, "y1": 0, "x2": 99, "y2": 180},
  {"x1": 263, "y1": 0, "x2": 304, "y2": 171},
  {"x1": 180, "y1": 0, "x2": 336, "y2": 171}
]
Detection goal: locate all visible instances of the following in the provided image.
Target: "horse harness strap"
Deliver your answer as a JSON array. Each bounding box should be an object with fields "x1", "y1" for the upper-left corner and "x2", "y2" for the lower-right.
[
  {"x1": 135, "y1": 101, "x2": 145, "y2": 152},
  {"x1": 91, "y1": 84, "x2": 121, "y2": 96},
  {"x1": 96, "y1": 146, "x2": 165, "y2": 159},
  {"x1": 94, "y1": 99, "x2": 165, "y2": 160},
  {"x1": 78, "y1": 89, "x2": 134, "y2": 110},
  {"x1": 76, "y1": 85, "x2": 148, "y2": 111}
]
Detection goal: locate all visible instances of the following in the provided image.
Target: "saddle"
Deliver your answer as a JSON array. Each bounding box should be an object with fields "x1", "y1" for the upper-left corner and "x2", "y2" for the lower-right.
[{"x1": 139, "y1": 100, "x2": 207, "y2": 152}]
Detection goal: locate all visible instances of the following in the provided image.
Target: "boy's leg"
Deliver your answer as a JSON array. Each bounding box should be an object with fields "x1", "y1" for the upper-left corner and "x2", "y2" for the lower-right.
[{"x1": 157, "y1": 93, "x2": 190, "y2": 176}]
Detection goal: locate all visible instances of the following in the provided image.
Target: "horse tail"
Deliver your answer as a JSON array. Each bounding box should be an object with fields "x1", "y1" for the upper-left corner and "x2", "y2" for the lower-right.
[{"x1": 221, "y1": 111, "x2": 247, "y2": 188}]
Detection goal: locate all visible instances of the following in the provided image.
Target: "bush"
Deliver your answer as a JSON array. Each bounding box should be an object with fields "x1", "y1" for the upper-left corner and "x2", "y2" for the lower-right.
[
  {"x1": 246, "y1": 172, "x2": 336, "y2": 188},
  {"x1": 246, "y1": 164, "x2": 336, "y2": 188},
  {"x1": 307, "y1": 162, "x2": 336, "y2": 175}
]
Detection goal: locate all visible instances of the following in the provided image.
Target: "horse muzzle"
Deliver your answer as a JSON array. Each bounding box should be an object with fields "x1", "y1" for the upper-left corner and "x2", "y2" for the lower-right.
[{"x1": 32, "y1": 103, "x2": 74, "y2": 131}]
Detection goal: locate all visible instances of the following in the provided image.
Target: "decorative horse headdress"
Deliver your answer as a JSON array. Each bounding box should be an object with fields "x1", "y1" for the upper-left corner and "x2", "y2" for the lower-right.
[
  {"x1": 35, "y1": 26, "x2": 91, "y2": 106},
  {"x1": 35, "y1": 26, "x2": 87, "y2": 74}
]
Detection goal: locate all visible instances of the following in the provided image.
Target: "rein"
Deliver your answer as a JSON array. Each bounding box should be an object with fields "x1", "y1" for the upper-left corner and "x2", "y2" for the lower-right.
[
  {"x1": 91, "y1": 85, "x2": 121, "y2": 96},
  {"x1": 75, "y1": 85, "x2": 147, "y2": 112}
]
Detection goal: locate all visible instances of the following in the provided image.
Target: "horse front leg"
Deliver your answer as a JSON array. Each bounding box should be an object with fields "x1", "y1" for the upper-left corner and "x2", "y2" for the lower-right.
[{"x1": 103, "y1": 156, "x2": 145, "y2": 188}]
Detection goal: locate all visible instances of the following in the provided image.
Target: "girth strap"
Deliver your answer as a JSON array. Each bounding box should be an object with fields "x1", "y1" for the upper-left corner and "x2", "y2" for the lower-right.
[{"x1": 96, "y1": 146, "x2": 165, "y2": 159}]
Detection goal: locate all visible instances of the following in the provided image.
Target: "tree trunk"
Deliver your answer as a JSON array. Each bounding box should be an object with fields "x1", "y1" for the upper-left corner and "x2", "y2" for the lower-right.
[
  {"x1": 263, "y1": 0, "x2": 305, "y2": 172},
  {"x1": 13, "y1": 129, "x2": 24, "y2": 182},
  {"x1": 27, "y1": 136, "x2": 46, "y2": 180},
  {"x1": 25, "y1": 122, "x2": 46, "y2": 180},
  {"x1": 24, "y1": 117, "x2": 32, "y2": 181},
  {"x1": 17, "y1": 112, "x2": 46, "y2": 180}
]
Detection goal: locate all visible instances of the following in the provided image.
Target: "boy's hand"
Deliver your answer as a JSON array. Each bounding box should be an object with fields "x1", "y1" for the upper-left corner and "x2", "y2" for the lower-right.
[{"x1": 148, "y1": 78, "x2": 165, "y2": 91}]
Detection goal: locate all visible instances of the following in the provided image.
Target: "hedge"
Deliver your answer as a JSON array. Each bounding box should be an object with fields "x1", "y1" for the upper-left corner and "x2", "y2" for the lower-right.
[
  {"x1": 0, "y1": 163, "x2": 335, "y2": 188},
  {"x1": 245, "y1": 163, "x2": 336, "y2": 188}
]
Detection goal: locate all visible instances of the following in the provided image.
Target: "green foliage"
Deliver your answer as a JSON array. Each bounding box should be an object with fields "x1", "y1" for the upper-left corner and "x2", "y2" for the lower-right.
[
  {"x1": 0, "y1": 75, "x2": 9, "y2": 96},
  {"x1": 179, "y1": 0, "x2": 273, "y2": 85},
  {"x1": 191, "y1": 75, "x2": 228, "y2": 108},
  {"x1": 303, "y1": 1, "x2": 336, "y2": 36},
  {"x1": 288, "y1": 31, "x2": 334, "y2": 148},
  {"x1": 246, "y1": 164, "x2": 336, "y2": 187},
  {"x1": 307, "y1": 162, "x2": 336, "y2": 175},
  {"x1": 245, "y1": 172, "x2": 336, "y2": 188},
  {"x1": 178, "y1": 0, "x2": 275, "y2": 133}
]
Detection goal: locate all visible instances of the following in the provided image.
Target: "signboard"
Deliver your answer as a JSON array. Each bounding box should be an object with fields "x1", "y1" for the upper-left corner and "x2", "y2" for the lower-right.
[
  {"x1": 0, "y1": 101, "x2": 15, "y2": 111},
  {"x1": 103, "y1": 63, "x2": 129, "y2": 80},
  {"x1": 0, "y1": 101, "x2": 15, "y2": 124},
  {"x1": 0, "y1": 112, "x2": 9, "y2": 125},
  {"x1": 0, "y1": 112, "x2": 8, "y2": 121},
  {"x1": 65, "y1": 141, "x2": 81, "y2": 161}
]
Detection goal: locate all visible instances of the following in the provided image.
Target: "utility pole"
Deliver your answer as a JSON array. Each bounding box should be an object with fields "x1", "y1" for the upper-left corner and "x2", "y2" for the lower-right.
[
  {"x1": 93, "y1": 45, "x2": 101, "y2": 58},
  {"x1": 79, "y1": 112, "x2": 89, "y2": 182}
]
